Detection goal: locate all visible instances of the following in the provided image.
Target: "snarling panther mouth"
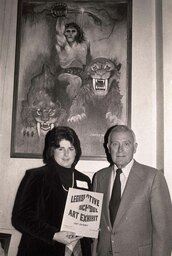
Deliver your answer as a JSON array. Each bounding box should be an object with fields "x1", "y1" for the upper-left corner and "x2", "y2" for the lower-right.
[
  {"x1": 37, "y1": 123, "x2": 54, "y2": 136},
  {"x1": 93, "y1": 78, "x2": 108, "y2": 96}
]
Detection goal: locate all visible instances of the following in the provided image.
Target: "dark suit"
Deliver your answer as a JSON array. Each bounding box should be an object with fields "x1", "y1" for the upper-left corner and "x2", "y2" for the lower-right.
[
  {"x1": 92, "y1": 161, "x2": 172, "y2": 256},
  {"x1": 12, "y1": 162, "x2": 92, "y2": 256}
]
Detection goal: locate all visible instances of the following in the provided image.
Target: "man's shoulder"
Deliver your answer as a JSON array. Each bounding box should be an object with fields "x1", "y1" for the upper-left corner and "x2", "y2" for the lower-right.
[
  {"x1": 133, "y1": 160, "x2": 159, "y2": 179},
  {"x1": 134, "y1": 161, "x2": 157, "y2": 172},
  {"x1": 94, "y1": 165, "x2": 112, "y2": 177}
]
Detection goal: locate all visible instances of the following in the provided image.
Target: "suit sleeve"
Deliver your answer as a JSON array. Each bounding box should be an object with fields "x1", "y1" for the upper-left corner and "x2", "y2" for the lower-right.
[
  {"x1": 151, "y1": 170, "x2": 172, "y2": 256},
  {"x1": 91, "y1": 173, "x2": 99, "y2": 256},
  {"x1": 11, "y1": 170, "x2": 58, "y2": 244}
]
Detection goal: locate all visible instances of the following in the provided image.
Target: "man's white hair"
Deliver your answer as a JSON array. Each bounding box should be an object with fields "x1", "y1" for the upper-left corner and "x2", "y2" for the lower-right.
[{"x1": 108, "y1": 125, "x2": 137, "y2": 144}]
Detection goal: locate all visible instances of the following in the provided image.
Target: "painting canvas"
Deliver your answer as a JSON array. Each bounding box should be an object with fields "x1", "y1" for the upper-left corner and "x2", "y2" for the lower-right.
[{"x1": 11, "y1": 0, "x2": 132, "y2": 159}]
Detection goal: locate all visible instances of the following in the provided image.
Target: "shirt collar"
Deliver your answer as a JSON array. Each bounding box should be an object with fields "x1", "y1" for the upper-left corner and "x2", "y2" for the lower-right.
[{"x1": 113, "y1": 159, "x2": 134, "y2": 179}]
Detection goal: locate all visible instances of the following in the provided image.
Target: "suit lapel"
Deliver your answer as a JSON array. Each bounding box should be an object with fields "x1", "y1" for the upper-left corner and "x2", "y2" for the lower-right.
[
  {"x1": 112, "y1": 161, "x2": 143, "y2": 230},
  {"x1": 100, "y1": 167, "x2": 113, "y2": 229}
]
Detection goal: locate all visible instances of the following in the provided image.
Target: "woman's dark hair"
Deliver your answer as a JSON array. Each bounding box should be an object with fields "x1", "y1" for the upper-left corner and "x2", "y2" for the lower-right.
[
  {"x1": 43, "y1": 126, "x2": 82, "y2": 167},
  {"x1": 65, "y1": 22, "x2": 85, "y2": 43}
]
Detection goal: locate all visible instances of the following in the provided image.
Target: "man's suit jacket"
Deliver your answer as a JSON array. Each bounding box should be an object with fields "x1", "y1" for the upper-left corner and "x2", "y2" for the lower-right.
[
  {"x1": 92, "y1": 161, "x2": 172, "y2": 256},
  {"x1": 12, "y1": 162, "x2": 92, "y2": 256}
]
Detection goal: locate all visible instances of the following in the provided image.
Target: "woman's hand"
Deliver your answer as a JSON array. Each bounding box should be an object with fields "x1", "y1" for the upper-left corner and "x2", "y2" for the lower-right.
[{"x1": 53, "y1": 231, "x2": 83, "y2": 245}]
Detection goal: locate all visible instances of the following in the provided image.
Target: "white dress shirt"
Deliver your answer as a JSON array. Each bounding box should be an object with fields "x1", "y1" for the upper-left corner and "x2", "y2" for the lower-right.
[{"x1": 109, "y1": 159, "x2": 134, "y2": 198}]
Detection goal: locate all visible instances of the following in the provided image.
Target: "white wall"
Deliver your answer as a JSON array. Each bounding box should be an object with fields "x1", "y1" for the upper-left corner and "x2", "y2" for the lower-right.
[
  {"x1": 0, "y1": 0, "x2": 171, "y2": 255},
  {"x1": 163, "y1": 0, "x2": 172, "y2": 195},
  {"x1": 132, "y1": 0, "x2": 157, "y2": 166}
]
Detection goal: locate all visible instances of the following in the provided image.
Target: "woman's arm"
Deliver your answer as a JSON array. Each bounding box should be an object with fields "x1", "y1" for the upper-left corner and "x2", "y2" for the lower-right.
[{"x1": 12, "y1": 170, "x2": 58, "y2": 244}]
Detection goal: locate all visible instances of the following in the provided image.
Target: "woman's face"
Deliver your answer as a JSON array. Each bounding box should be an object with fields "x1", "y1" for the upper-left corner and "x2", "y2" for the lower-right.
[{"x1": 54, "y1": 139, "x2": 76, "y2": 168}]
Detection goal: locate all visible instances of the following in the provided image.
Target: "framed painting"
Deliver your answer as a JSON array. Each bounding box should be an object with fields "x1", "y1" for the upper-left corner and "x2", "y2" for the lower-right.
[{"x1": 11, "y1": 0, "x2": 132, "y2": 159}]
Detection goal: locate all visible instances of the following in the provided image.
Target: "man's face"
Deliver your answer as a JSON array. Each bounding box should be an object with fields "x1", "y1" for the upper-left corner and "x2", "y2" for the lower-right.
[
  {"x1": 107, "y1": 131, "x2": 137, "y2": 168},
  {"x1": 64, "y1": 27, "x2": 78, "y2": 43}
]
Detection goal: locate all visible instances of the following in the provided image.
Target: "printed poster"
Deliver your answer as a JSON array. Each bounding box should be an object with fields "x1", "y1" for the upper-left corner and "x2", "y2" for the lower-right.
[{"x1": 61, "y1": 188, "x2": 103, "y2": 238}]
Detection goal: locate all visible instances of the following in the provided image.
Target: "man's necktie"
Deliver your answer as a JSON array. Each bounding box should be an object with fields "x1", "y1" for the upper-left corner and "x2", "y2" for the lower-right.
[
  {"x1": 109, "y1": 168, "x2": 122, "y2": 225},
  {"x1": 65, "y1": 240, "x2": 82, "y2": 256},
  {"x1": 65, "y1": 246, "x2": 73, "y2": 256}
]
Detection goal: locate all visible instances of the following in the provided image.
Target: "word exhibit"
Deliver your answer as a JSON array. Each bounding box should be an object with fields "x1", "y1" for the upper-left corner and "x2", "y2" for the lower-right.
[{"x1": 61, "y1": 188, "x2": 103, "y2": 238}]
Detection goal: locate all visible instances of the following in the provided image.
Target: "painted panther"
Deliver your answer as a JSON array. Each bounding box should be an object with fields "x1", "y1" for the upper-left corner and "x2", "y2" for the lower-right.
[
  {"x1": 67, "y1": 57, "x2": 123, "y2": 125},
  {"x1": 21, "y1": 64, "x2": 67, "y2": 137}
]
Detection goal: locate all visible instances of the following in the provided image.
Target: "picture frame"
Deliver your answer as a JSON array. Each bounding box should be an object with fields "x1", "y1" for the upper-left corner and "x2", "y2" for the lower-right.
[{"x1": 11, "y1": 0, "x2": 132, "y2": 159}]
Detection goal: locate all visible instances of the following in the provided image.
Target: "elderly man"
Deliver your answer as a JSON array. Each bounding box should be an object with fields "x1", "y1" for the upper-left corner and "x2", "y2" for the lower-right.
[{"x1": 92, "y1": 125, "x2": 172, "y2": 256}]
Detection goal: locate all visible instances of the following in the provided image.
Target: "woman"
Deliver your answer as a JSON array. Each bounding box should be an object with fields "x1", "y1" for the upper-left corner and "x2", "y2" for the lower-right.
[{"x1": 12, "y1": 126, "x2": 92, "y2": 256}]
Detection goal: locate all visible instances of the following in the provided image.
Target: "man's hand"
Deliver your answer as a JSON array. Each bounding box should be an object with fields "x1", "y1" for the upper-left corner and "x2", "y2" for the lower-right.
[{"x1": 51, "y1": 3, "x2": 68, "y2": 18}]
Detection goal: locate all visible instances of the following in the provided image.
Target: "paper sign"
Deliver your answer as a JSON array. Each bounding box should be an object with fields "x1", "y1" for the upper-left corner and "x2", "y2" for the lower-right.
[{"x1": 61, "y1": 188, "x2": 103, "y2": 238}]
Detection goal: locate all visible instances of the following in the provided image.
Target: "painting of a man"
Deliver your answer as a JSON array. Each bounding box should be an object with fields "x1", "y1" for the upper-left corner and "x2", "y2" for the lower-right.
[
  {"x1": 55, "y1": 3, "x2": 91, "y2": 100},
  {"x1": 11, "y1": 0, "x2": 131, "y2": 158}
]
